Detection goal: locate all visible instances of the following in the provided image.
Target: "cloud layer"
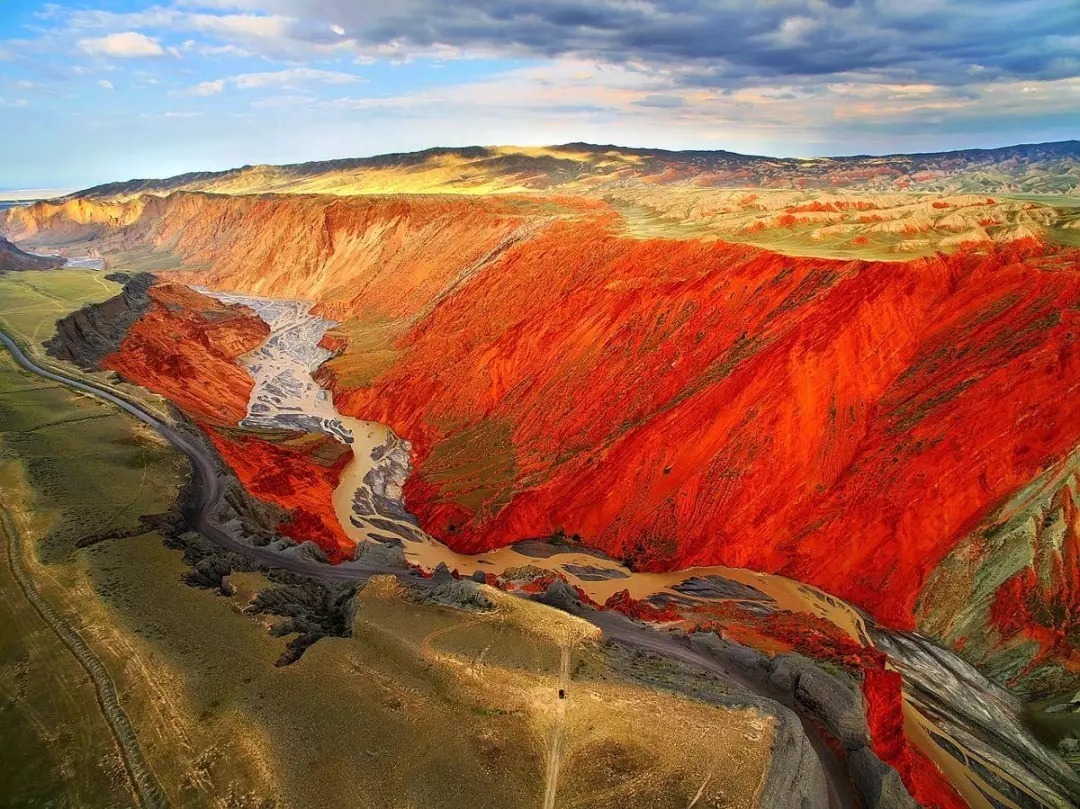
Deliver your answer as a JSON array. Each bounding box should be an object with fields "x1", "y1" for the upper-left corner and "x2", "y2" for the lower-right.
[{"x1": 178, "y1": 0, "x2": 1080, "y2": 86}]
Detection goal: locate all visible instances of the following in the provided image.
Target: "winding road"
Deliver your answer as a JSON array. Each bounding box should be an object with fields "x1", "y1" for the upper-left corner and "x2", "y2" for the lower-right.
[
  {"x1": 0, "y1": 331, "x2": 404, "y2": 582},
  {"x1": 0, "y1": 329, "x2": 853, "y2": 808}
]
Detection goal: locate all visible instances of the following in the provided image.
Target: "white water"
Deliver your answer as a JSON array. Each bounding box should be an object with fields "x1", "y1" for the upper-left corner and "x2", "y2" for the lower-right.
[
  {"x1": 64, "y1": 257, "x2": 106, "y2": 270},
  {"x1": 193, "y1": 288, "x2": 352, "y2": 441}
]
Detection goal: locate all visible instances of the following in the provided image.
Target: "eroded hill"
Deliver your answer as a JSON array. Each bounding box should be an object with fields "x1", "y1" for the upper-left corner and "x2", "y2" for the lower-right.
[
  {"x1": 0, "y1": 235, "x2": 62, "y2": 271},
  {"x1": 6, "y1": 188, "x2": 1080, "y2": 706}
]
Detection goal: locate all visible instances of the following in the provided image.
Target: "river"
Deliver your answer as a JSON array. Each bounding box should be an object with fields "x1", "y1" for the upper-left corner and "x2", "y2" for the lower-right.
[
  {"x1": 193, "y1": 286, "x2": 1074, "y2": 809},
  {"x1": 195, "y1": 286, "x2": 871, "y2": 638}
]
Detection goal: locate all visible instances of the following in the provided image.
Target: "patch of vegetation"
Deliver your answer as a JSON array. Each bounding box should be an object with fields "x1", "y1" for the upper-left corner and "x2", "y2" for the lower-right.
[
  {"x1": 0, "y1": 266, "x2": 173, "y2": 419},
  {"x1": 317, "y1": 316, "x2": 405, "y2": 388},
  {"x1": 0, "y1": 267, "x2": 121, "y2": 344},
  {"x1": 423, "y1": 417, "x2": 519, "y2": 515}
]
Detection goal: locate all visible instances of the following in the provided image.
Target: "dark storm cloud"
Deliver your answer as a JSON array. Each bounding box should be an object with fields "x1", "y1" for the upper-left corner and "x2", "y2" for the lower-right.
[{"x1": 281, "y1": 0, "x2": 1080, "y2": 86}]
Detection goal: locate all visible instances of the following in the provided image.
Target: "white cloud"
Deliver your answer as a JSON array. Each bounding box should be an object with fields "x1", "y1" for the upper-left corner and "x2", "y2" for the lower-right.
[
  {"x1": 78, "y1": 31, "x2": 165, "y2": 58},
  {"x1": 192, "y1": 79, "x2": 225, "y2": 96},
  {"x1": 7, "y1": 0, "x2": 1078, "y2": 169},
  {"x1": 179, "y1": 67, "x2": 364, "y2": 98},
  {"x1": 250, "y1": 93, "x2": 318, "y2": 109},
  {"x1": 231, "y1": 68, "x2": 364, "y2": 89},
  {"x1": 765, "y1": 16, "x2": 823, "y2": 48},
  {"x1": 98, "y1": 79, "x2": 114, "y2": 90},
  {"x1": 138, "y1": 111, "x2": 204, "y2": 119},
  {"x1": 182, "y1": 40, "x2": 253, "y2": 58},
  {"x1": 186, "y1": 12, "x2": 289, "y2": 41}
]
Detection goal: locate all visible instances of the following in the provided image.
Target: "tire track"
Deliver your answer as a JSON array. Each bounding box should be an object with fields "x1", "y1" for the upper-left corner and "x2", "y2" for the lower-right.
[
  {"x1": 0, "y1": 503, "x2": 167, "y2": 809},
  {"x1": 542, "y1": 643, "x2": 571, "y2": 809}
]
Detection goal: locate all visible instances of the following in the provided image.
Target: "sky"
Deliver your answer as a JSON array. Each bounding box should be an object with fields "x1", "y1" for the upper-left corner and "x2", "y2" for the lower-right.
[{"x1": 1, "y1": 0, "x2": 1078, "y2": 190}]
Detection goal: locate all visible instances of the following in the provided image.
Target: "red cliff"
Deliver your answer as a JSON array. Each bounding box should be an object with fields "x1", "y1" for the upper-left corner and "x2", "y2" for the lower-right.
[
  {"x1": 330, "y1": 224, "x2": 1080, "y2": 634},
  {"x1": 104, "y1": 282, "x2": 268, "y2": 426},
  {"x1": 19, "y1": 192, "x2": 1080, "y2": 678}
]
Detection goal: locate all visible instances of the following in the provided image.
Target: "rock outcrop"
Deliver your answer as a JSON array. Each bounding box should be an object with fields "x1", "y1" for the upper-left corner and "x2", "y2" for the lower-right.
[
  {"x1": 918, "y1": 447, "x2": 1080, "y2": 698},
  {"x1": 205, "y1": 427, "x2": 355, "y2": 563},
  {"x1": 103, "y1": 282, "x2": 269, "y2": 426},
  {"x1": 847, "y1": 746, "x2": 918, "y2": 809},
  {"x1": 47, "y1": 272, "x2": 154, "y2": 369},
  {"x1": 46, "y1": 272, "x2": 269, "y2": 425},
  {"x1": 0, "y1": 235, "x2": 62, "y2": 270}
]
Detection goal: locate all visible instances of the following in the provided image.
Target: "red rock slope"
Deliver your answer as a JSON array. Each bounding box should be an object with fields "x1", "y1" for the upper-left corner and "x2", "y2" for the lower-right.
[
  {"x1": 9, "y1": 192, "x2": 1080, "y2": 666},
  {"x1": 327, "y1": 223, "x2": 1080, "y2": 636},
  {"x1": 105, "y1": 282, "x2": 268, "y2": 426},
  {"x1": 206, "y1": 428, "x2": 354, "y2": 563}
]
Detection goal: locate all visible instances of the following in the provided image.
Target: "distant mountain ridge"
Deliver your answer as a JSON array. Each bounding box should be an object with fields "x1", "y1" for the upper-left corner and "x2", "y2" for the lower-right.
[{"x1": 72, "y1": 140, "x2": 1080, "y2": 200}]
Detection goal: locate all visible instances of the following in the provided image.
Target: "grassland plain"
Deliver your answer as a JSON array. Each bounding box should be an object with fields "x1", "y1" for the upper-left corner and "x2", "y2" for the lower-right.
[
  {"x1": 0, "y1": 268, "x2": 120, "y2": 347},
  {"x1": 0, "y1": 350, "x2": 275, "y2": 807},
  {"x1": 0, "y1": 268, "x2": 175, "y2": 422},
  {"x1": 0, "y1": 364, "x2": 136, "y2": 807}
]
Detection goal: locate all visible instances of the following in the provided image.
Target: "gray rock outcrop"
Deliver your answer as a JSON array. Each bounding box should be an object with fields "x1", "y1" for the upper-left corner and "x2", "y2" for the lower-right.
[{"x1": 46, "y1": 272, "x2": 155, "y2": 369}]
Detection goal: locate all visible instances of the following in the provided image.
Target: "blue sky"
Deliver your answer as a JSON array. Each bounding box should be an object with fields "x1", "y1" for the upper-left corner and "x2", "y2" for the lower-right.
[{"x1": 2, "y1": 0, "x2": 1079, "y2": 191}]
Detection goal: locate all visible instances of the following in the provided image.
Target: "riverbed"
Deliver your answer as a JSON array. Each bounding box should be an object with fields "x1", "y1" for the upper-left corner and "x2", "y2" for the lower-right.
[
  {"x1": 195, "y1": 285, "x2": 872, "y2": 641},
  {"x1": 192, "y1": 285, "x2": 1063, "y2": 809}
]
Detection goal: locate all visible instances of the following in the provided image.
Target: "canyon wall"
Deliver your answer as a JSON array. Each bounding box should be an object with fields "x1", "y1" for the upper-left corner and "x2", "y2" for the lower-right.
[
  {"x1": 102, "y1": 282, "x2": 269, "y2": 426},
  {"x1": 2, "y1": 192, "x2": 568, "y2": 319},
  {"x1": 329, "y1": 223, "x2": 1080, "y2": 640},
  {"x1": 8, "y1": 191, "x2": 1080, "y2": 690},
  {"x1": 0, "y1": 235, "x2": 63, "y2": 270}
]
